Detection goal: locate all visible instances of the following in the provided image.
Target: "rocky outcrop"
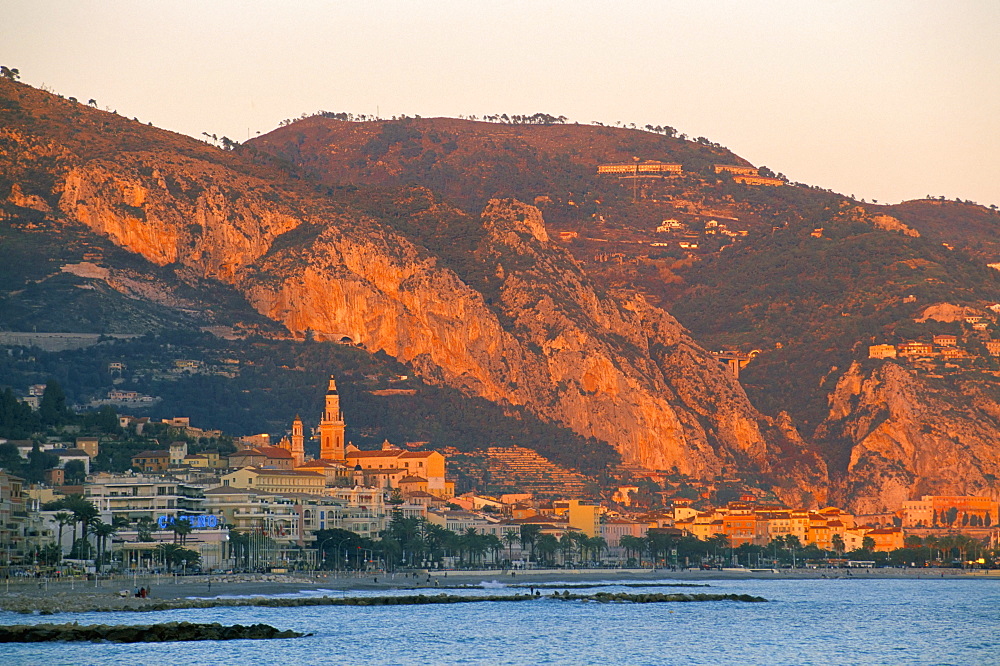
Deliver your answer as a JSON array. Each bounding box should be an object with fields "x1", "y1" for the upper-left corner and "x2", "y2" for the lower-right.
[
  {"x1": 871, "y1": 213, "x2": 919, "y2": 237},
  {"x1": 58, "y1": 160, "x2": 301, "y2": 280},
  {"x1": 816, "y1": 361, "x2": 1000, "y2": 513}
]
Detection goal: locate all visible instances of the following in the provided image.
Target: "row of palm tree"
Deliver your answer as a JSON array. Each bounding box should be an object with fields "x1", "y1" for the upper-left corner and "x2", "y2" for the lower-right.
[
  {"x1": 43, "y1": 495, "x2": 202, "y2": 568},
  {"x1": 533, "y1": 532, "x2": 608, "y2": 567}
]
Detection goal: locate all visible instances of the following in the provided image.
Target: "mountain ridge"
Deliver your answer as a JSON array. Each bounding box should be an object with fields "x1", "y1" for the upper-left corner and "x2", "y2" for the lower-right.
[{"x1": 4, "y1": 77, "x2": 1000, "y2": 510}]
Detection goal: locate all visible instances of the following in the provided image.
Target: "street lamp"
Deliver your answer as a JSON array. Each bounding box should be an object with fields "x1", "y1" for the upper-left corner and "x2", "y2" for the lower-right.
[{"x1": 316, "y1": 537, "x2": 351, "y2": 575}]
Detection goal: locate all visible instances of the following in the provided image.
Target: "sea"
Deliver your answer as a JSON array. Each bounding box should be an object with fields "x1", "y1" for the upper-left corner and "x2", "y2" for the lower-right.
[{"x1": 3, "y1": 576, "x2": 999, "y2": 665}]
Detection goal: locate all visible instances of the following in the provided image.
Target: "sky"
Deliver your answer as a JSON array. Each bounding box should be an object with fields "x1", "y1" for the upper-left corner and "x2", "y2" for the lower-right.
[{"x1": 4, "y1": 0, "x2": 999, "y2": 207}]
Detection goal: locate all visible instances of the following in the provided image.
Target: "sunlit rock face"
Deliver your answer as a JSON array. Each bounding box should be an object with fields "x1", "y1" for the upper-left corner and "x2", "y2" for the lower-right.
[{"x1": 817, "y1": 361, "x2": 1000, "y2": 513}]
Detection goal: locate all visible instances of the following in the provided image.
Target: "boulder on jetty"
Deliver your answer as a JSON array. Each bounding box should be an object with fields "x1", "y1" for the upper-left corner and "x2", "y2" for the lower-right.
[{"x1": 0, "y1": 622, "x2": 307, "y2": 643}]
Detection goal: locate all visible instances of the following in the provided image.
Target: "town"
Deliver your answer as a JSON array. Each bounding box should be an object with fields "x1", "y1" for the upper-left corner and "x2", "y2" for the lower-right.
[{"x1": 1, "y1": 375, "x2": 996, "y2": 576}]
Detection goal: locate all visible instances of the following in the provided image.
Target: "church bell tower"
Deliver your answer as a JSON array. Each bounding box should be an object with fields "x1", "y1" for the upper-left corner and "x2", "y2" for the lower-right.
[
  {"x1": 291, "y1": 415, "x2": 305, "y2": 467},
  {"x1": 319, "y1": 375, "x2": 346, "y2": 462}
]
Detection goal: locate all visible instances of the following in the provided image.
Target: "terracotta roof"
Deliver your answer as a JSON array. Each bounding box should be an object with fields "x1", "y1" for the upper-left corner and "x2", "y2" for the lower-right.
[
  {"x1": 203, "y1": 486, "x2": 261, "y2": 495},
  {"x1": 239, "y1": 467, "x2": 324, "y2": 478},
  {"x1": 231, "y1": 448, "x2": 265, "y2": 457},
  {"x1": 258, "y1": 446, "x2": 293, "y2": 459},
  {"x1": 132, "y1": 450, "x2": 169, "y2": 458},
  {"x1": 296, "y1": 460, "x2": 347, "y2": 469},
  {"x1": 399, "y1": 476, "x2": 428, "y2": 484}
]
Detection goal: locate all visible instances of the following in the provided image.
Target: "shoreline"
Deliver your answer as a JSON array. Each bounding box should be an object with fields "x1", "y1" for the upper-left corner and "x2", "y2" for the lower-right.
[{"x1": 1, "y1": 567, "x2": 996, "y2": 616}]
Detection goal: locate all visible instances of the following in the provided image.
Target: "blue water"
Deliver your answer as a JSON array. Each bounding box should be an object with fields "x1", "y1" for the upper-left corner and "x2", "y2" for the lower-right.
[{"x1": 3, "y1": 577, "x2": 999, "y2": 665}]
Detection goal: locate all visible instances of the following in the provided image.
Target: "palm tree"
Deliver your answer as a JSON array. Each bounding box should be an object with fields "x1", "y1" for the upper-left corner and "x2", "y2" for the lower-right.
[
  {"x1": 485, "y1": 535, "x2": 503, "y2": 566},
  {"x1": 520, "y1": 525, "x2": 541, "y2": 564},
  {"x1": 135, "y1": 516, "x2": 156, "y2": 542},
  {"x1": 89, "y1": 519, "x2": 117, "y2": 567},
  {"x1": 155, "y1": 543, "x2": 200, "y2": 569},
  {"x1": 588, "y1": 536, "x2": 607, "y2": 565},
  {"x1": 424, "y1": 523, "x2": 451, "y2": 566},
  {"x1": 503, "y1": 528, "x2": 519, "y2": 564},
  {"x1": 54, "y1": 512, "x2": 73, "y2": 557},
  {"x1": 535, "y1": 534, "x2": 559, "y2": 566},
  {"x1": 559, "y1": 533, "x2": 575, "y2": 566},
  {"x1": 171, "y1": 518, "x2": 193, "y2": 546},
  {"x1": 831, "y1": 534, "x2": 845, "y2": 557},
  {"x1": 620, "y1": 535, "x2": 644, "y2": 564},
  {"x1": 63, "y1": 495, "x2": 98, "y2": 558}
]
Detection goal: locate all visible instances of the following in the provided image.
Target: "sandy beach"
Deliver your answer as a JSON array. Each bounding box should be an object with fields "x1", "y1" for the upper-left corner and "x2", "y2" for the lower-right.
[{"x1": 1, "y1": 567, "x2": 995, "y2": 615}]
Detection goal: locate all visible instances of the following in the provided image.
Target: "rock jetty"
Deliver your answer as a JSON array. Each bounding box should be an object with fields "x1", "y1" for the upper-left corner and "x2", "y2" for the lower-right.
[{"x1": 0, "y1": 621, "x2": 307, "y2": 643}]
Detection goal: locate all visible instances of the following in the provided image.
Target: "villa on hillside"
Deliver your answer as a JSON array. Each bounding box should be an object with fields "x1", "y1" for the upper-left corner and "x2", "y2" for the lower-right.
[{"x1": 597, "y1": 160, "x2": 682, "y2": 176}]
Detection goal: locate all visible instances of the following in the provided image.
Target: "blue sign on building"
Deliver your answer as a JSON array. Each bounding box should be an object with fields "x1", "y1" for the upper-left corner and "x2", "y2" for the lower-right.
[{"x1": 156, "y1": 514, "x2": 219, "y2": 530}]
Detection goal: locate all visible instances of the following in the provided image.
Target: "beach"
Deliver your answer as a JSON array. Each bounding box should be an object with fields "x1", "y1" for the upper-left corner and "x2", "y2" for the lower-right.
[{"x1": 1, "y1": 567, "x2": 993, "y2": 615}]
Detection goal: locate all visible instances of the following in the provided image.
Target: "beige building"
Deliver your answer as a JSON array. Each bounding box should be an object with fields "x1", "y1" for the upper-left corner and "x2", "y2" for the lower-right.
[
  {"x1": 597, "y1": 160, "x2": 682, "y2": 175},
  {"x1": 345, "y1": 443, "x2": 454, "y2": 498},
  {"x1": 85, "y1": 472, "x2": 205, "y2": 523},
  {"x1": 868, "y1": 344, "x2": 897, "y2": 359},
  {"x1": 221, "y1": 467, "x2": 326, "y2": 496},
  {"x1": 714, "y1": 164, "x2": 758, "y2": 176}
]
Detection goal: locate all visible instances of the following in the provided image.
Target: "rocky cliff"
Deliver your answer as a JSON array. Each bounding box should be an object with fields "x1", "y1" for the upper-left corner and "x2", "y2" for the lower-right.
[
  {"x1": 0, "y1": 79, "x2": 832, "y2": 498},
  {"x1": 244, "y1": 195, "x2": 828, "y2": 501},
  {"x1": 817, "y1": 361, "x2": 1000, "y2": 512}
]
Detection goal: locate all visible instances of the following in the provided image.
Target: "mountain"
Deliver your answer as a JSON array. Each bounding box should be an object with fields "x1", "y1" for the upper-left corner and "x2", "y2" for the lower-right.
[
  {"x1": 0, "y1": 79, "x2": 830, "y2": 505},
  {"x1": 252, "y1": 110, "x2": 1000, "y2": 511}
]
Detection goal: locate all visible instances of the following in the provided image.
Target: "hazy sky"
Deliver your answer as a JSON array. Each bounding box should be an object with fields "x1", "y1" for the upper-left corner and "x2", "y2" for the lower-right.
[{"x1": 4, "y1": 1, "x2": 999, "y2": 207}]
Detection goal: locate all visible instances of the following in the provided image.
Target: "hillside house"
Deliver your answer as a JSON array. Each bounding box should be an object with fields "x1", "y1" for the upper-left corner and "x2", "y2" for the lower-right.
[
  {"x1": 868, "y1": 344, "x2": 897, "y2": 359},
  {"x1": 933, "y1": 334, "x2": 958, "y2": 347},
  {"x1": 734, "y1": 175, "x2": 784, "y2": 186},
  {"x1": 131, "y1": 450, "x2": 170, "y2": 473},
  {"x1": 656, "y1": 219, "x2": 685, "y2": 233},
  {"x1": 597, "y1": 160, "x2": 682, "y2": 176},
  {"x1": 713, "y1": 164, "x2": 758, "y2": 176},
  {"x1": 898, "y1": 341, "x2": 934, "y2": 356}
]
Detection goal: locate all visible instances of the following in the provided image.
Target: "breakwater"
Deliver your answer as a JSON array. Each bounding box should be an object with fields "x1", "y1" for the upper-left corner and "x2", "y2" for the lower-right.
[
  {"x1": 0, "y1": 621, "x2": 306, "y2": 643},
  {"x1": 0, "y1": 591, "x2": 766, "y2": 615}
]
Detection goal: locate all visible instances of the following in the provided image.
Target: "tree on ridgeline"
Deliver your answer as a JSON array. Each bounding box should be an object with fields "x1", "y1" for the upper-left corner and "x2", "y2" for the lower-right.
[{"x1": 0, "y1": 66, "x2": 20, "y2": 80}]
